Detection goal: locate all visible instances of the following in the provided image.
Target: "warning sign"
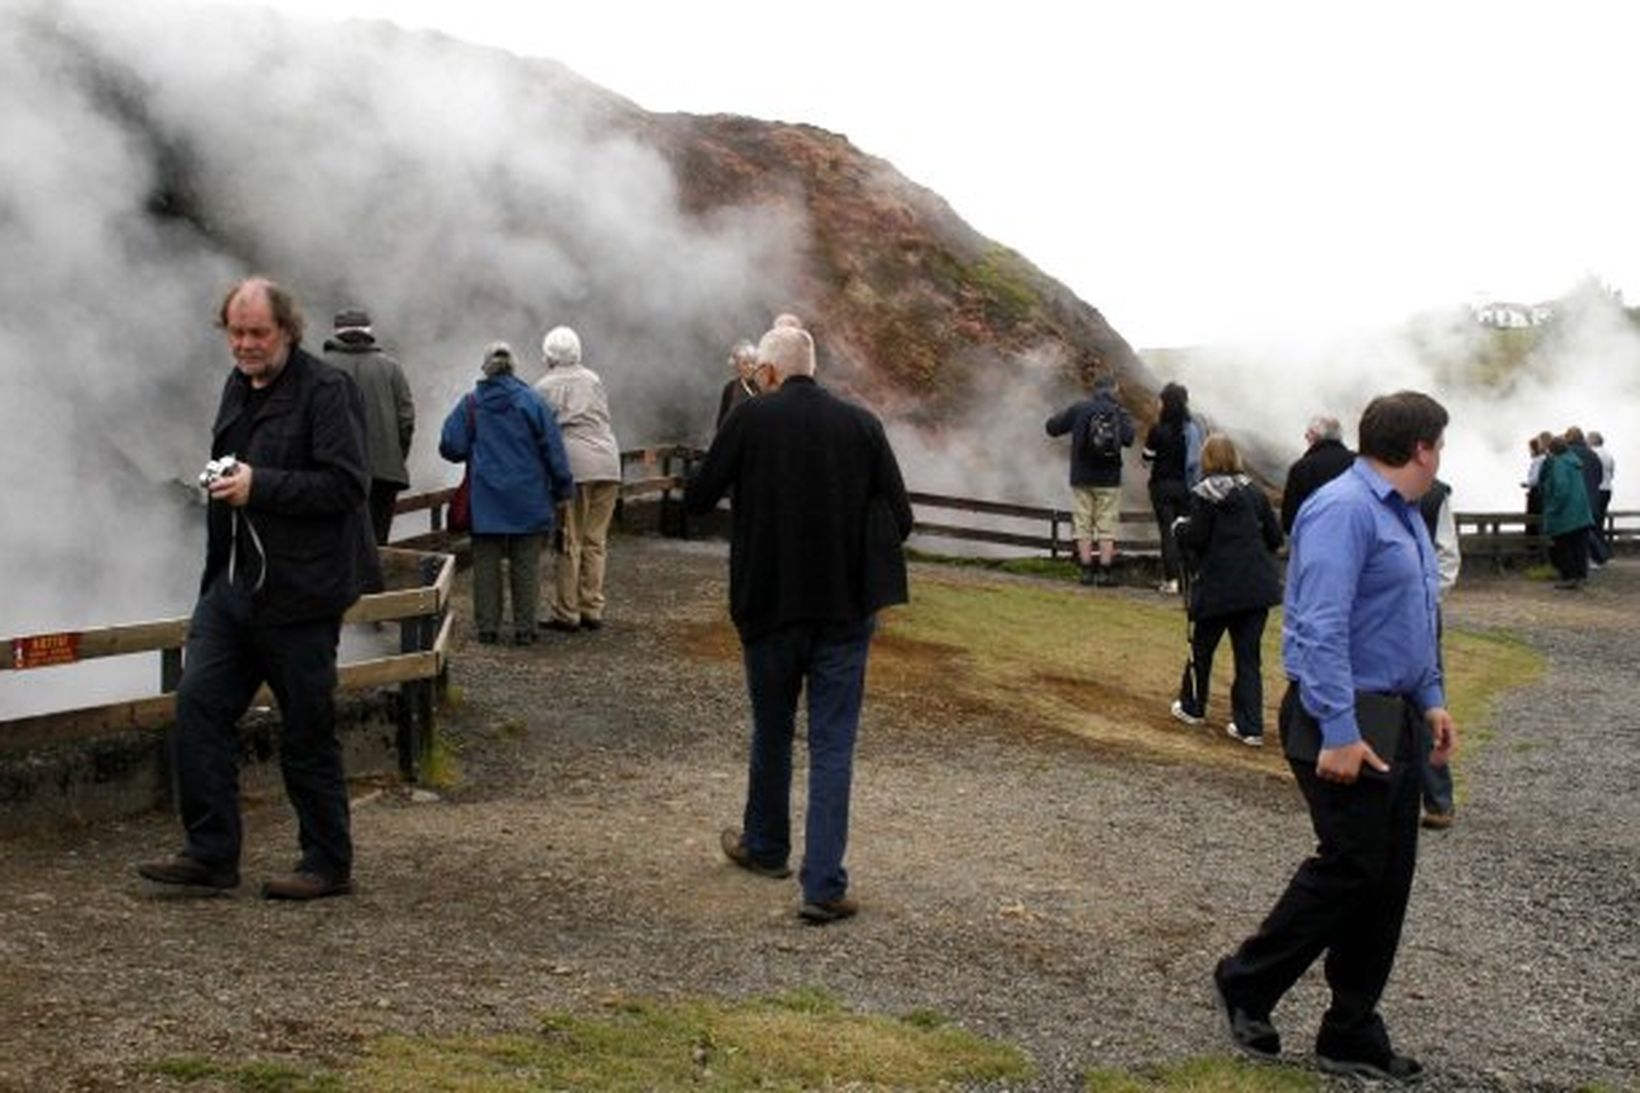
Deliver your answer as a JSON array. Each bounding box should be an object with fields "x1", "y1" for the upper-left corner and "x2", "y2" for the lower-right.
[{"x1": 10, "y1": 632, "x2": 82, "y2": 670}]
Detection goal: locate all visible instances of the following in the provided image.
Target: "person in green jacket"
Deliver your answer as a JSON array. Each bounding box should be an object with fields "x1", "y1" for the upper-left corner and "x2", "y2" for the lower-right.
[{"x1": 1539, "y1": 435, "x2": 1593, "y2": 589}]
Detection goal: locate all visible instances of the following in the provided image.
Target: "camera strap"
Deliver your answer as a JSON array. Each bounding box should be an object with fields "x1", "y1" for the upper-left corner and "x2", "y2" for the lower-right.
[{"x1": 228, "y1": 510, "x2": 268, "y2": 596}]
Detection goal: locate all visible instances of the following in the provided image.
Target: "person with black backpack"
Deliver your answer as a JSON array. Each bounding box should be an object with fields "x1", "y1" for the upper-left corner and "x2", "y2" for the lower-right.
[{"x1": 1046, "y1": 372, "x2": 1135, "y2": 586}]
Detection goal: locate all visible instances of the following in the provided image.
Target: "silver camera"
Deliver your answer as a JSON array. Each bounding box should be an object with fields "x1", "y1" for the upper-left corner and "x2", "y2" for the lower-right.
[{"x1": 198, "y1": 455, "x2": 239, "y2": 487}]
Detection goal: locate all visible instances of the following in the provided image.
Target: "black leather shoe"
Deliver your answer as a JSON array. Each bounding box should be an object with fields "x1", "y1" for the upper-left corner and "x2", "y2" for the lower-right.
[
  {"x1": 136, "y1": 854, "x2": 240, "y2": 890},
  {"x1": 799, "y1": 896, "x2": 859, "y2": 924},
  {"x1": 261, "y1": 871, "x2": 354, "y2": 901},
  {"x1": 1212, "y1": 960, "x2": 1280, "y2": 1060},
  {"x1": 1317, "y1": 1050, "x2": 1424, "y2": 1083},
  {"x1": 580, "y1": 617, "x2": 603, "y2": 631},
  {"x1": 541, "y1": 619, "x2": 581, "y2": 634},
  {"x1": 720, "y1": 828, "x2": 792, "y2": 879}
]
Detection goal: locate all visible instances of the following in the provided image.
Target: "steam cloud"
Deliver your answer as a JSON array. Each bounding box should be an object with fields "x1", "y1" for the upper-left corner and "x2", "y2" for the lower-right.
[
  {"x1": 0, "y1": 0, "x2": 801, "y2": 651},
  {"x1": 1153, "y1": 289, "x2": 1640, "y2": 514}
]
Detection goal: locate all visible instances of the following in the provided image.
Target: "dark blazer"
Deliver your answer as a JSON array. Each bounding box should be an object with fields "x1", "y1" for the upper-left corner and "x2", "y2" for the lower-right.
[
  {"x1": 684, "y1": 375, "x2": 913, "y2": 641},
  {"x1": 1280, "y1": 438, "x2": 1355, "y2": 533},
  {"x1": 1045, "y1": 391, "x2": 1135, "y2": 488},
  {"x1": 204, "y1": 346, "x2": 382, "y2": 624},
  {"x1": 1175, "y1": 477, "x2": 1283, "y2": 620}
]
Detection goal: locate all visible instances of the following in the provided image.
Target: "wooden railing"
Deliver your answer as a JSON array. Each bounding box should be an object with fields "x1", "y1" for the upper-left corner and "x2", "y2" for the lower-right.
[
  {"x1": 1, "y1": 548, "x2": 455, "y2": 780},
  {"x1": 395, "y1": 445, "x2": 1637, "y2": 567}
]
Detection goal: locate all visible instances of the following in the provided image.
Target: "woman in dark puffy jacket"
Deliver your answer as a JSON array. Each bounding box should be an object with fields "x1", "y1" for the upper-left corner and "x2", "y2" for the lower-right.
[{"x1": 1169, "y1": 434, "x2": 1283, "y2": 745}]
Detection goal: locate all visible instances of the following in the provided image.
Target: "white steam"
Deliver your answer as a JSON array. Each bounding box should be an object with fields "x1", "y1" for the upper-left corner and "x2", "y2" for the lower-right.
[
  {"x1": 1149, "y1": 292, "x2": 1640, "y2": 514},
  {"x1": 0, "y1": 0, "x2": 801, "y2": 654}
]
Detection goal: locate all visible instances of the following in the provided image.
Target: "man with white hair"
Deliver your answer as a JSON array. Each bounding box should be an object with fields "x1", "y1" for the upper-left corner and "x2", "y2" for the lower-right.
[
  {"x1": 1281, "y1": 414, "x2": 1356, "y2": 534},
  {"x1": 685, "y1": 325, "x2": 913, "y2": 924}
]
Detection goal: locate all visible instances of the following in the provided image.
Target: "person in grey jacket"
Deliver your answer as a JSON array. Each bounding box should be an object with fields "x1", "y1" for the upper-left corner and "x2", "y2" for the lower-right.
[
  {"x1": 534, "y1": 326, "x2": 622, "y2": 632},
  {"x1": 321, "y1": 308, "x2": 414, "y2": 544}
]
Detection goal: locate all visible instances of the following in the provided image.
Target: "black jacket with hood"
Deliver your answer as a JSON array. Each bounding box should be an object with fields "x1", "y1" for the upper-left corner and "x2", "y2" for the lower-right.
[{"x1": 1174, "y1": 474, "x2": 1284, "y2": 620}]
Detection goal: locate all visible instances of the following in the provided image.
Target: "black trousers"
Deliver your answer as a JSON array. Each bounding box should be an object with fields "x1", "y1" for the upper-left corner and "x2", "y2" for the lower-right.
[
  {"x1": 1218, "y1": 685, "x2": 1421, "y2": 1056},
  {"x1": 1150, "y1": 479, "x2": 1192, "y2": 581},
  {"x1": 1550, "y1": 527, "x2": 1590, "y2": 580},
  {"x1": 368, "y1": 479, "x2": 403, "y2": 546},
  {"x1": 1179, "y1": 608, "x2": 1268, "y2": 733},
  {"x1": 172, "y1": 578, "x2": 353, "y2": 879}
]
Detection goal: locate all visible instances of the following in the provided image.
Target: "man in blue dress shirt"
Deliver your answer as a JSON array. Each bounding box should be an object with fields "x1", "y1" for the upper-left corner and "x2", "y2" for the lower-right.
[{"x1": 1212, "y1": 391, "x2": 1457, "y2": 1084}]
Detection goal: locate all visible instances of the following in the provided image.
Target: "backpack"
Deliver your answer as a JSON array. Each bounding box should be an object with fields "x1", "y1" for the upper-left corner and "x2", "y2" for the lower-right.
[{"x1": 1083, "y1": 403, "x2": 1122, "y2": 461}]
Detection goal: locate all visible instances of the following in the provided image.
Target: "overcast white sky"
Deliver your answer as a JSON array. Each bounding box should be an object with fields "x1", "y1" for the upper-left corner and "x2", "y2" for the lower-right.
[{"x1": 203, "y1": 0, "x2": 1640, "y2": 349}]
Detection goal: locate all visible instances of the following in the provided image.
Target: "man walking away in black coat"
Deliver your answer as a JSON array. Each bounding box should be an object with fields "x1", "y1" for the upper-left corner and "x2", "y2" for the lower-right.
[
  {"x1": 1281, "y1": 414, "x2": 1355, "y2": 534},
  {"x1": 685, "y1": 325, "x2": 913, "y2": 925}
]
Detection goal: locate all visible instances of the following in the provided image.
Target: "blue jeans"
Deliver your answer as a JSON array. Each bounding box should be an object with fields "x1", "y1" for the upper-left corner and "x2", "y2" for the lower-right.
[{"x1": 739, "y1": 616, "x2": 875, "y2": 904}]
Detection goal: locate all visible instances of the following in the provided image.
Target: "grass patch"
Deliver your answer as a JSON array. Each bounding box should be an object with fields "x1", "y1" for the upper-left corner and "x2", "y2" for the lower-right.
[
  {"x1": 150, "y1": 1055, "x2": 343, "y2": 1092},
  {"x1": 352, "y1": 989, "x2": 1030, "y2": 1091},
  {"x1": 1086, "y1": 1055, "x2": 1320, "y2": 1091},
  {"x1": 864, "y1": 570, "x2": 1542, "y2": 776}
]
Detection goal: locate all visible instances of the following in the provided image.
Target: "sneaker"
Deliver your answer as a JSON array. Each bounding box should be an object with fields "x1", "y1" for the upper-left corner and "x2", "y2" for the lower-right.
[
  {"x1": 135, "y1": 854, "x2": 239, "y2": 891},
  {"x1": 1170, "y1": 700, "x2": 1204, "y2": 726},
  {"x1": 720, "y1": 828, "x2": 792, "y2": 879},
  {"x1": 1317, "y1": 1049, "x2": 1424, "y2": 1084},
  {"x1": 1226, "y1": 723, "x2": 1264, "y2": 747},
  {"x1": 1158, "y1": 579, "x2": 1179, "y2": 594},
  {"x1": 799, "y1": 896, "x2": 859, "y2": 924},
  {"x1": 1421, "y1": 810, "x2": 1455, "y2": 830},
  {"x1": 261, "y1": 871, "x2": 354, "y2": 901},
  {"x1": 1212, "y1": 959, "x2": 1280, "y2": 1061}
]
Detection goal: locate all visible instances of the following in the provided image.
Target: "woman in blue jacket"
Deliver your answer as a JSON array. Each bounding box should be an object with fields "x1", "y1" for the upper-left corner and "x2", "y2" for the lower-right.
[{"x1": 440, "y1": 342, "x2": 574, "y2": 644}]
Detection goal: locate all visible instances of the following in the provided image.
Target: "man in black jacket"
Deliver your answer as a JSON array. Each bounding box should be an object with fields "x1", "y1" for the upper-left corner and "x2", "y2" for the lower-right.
[
  {"x1": 138, "y1": 277, "x2": 381, "y2": 901},
  {"x1": 1045, "y1": 372, "x2": 1135, "y2": 586},
  {"x1": 1281, "y1": 414, "x2": 1356, "y2": 533},
  {"x1": 685, "y1": 325, "x2": 912, "y2": 924}
]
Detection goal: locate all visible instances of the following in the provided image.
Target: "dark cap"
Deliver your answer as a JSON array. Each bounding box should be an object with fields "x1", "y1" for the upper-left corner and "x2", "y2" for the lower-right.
[{"x1": 333, "y1": 307, "x2": 372, "y2": 330}]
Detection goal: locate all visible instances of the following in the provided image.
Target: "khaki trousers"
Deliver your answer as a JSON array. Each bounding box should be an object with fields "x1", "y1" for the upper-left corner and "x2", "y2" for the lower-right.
[{"x1": 552, "y1": 481, "x2": 619, "y2": 624}]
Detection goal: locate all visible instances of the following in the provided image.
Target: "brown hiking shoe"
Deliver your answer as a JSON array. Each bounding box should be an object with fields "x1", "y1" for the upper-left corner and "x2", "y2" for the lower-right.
[
  {"x1": 720, "y1": 828, "x2": 792, "y2": 879},
  {"x1": 135, "y1": 854, "x2": 239, "y2": 891},
  {"x1": 261, "y1": 871, "x2": 354, "y2": 901},
  {"x1": 799, "y1": 896, "x2": 859, "y2": 924},
  {"x1": 1421, "y1": 810, "x2": 1455, "y2": 830}
]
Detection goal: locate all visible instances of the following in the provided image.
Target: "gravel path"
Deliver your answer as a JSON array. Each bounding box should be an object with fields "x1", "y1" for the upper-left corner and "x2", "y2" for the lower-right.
[{"x1": 0, "y1": 538, "x2": 1634, "y2": 1091}]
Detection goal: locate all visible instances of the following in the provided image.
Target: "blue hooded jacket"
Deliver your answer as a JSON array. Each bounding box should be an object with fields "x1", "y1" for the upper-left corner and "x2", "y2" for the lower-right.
[{"x1": 440, "y1": 373, "x2": 574, "y2": 534}]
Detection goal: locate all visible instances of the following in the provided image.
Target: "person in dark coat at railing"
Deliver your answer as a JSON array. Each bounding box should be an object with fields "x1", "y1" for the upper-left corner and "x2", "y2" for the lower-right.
[
  {"x1": 1281, "y1": 414, "x2": 1355, "y2": 534},
  {"x1": 440, "y1": 342, "x2": 574, "y2": 645},
  {"x1": 137, "y1": 277, "x2": 382, "y2": 903},
  {"x1": 1045, "y1": 371, "x2": 1135, "y2": 587},
  {"x1": 685, "y1": 324, "x2": 912, "y2": 926},
  {"x1": 1170, "y1": 434, "x2": 1284, "y2": 745},
  {"x1": 1540, "y1": 434, "x2": 1594, "y2": 590},
  {"x1": 1565, "y1": 426, "x2": 1611, "y2": 566},
  {"x1": 322, "y1": 307, "x2": 414, "y2": 545}
]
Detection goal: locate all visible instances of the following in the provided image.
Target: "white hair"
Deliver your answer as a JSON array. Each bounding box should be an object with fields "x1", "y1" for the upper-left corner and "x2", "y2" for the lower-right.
[
  {"x1": 771, "y1": 312, "x2": 805, "y2": 330},
  {"x1": 756, "y1": 326, "x2": 815, "y2": 379},
  {"x1": 1307, "y1": 414, "x2": 1343, "y2": 441},
  {"x1": 541, "y1": 325, "x2": 582, "y2": 368}
]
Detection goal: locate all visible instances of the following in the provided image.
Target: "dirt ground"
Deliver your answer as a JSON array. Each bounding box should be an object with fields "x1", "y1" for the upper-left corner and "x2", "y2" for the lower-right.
[{"x1": 0, "y1": 538, "x2": 1635, "y2": 1092}]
